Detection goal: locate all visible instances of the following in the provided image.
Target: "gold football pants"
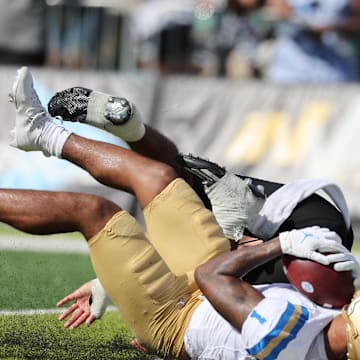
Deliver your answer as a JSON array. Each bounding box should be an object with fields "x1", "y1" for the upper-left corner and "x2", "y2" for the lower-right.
[{"x1": 88, "y1": 178, "x2": 230, "y2": 358}]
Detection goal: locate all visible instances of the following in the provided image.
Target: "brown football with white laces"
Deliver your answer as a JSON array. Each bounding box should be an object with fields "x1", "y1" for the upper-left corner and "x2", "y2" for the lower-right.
[{"x1": 283, "y1": 254, "x2": 354, "y2": 309}]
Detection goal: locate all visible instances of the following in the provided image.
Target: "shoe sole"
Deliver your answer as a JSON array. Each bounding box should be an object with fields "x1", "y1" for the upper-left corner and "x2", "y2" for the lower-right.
[
  {"x1": 9, "y1": 67, "x2": 29, "y2": 148},
  {"x1": 177, "y1": 154, "x2": 226, "y2": 185},
  {"x1": 11, "y1": 66, "x2": 30, "y2": 108}
]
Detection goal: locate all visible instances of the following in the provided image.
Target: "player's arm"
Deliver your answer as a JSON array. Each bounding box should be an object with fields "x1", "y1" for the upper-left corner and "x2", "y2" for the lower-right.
[
  {"x1": 195, "y1": 238, "x2": 278, "y2": 331},
  {"x1": 195, "y1": 227, "x2": 348, "y2": 331}
]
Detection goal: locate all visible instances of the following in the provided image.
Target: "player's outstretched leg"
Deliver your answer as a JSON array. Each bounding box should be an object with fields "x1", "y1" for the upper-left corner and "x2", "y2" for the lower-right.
[
  {"x1": 0, "y1": 188, "x2": 120, "y2": 241},
  {"x1": 9, "y1": 67, "x2": 177, "y2": 209},
  {"x1": 48, "y1": 86, "x2": 182, "y2": 169},
  {"x1": 48, "y1": 87, "x2": 145, "y2": 142}
]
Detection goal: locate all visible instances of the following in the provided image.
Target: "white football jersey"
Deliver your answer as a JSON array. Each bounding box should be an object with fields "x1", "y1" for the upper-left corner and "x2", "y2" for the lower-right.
[{"x1": 184, "y1": 283, "x2": 340, "y2": 360}]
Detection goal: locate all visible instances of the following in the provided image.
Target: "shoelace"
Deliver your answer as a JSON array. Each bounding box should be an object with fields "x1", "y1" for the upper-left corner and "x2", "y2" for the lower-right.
[{"x1": 25, "y1": 107, "x2": 48, "y2": 130}]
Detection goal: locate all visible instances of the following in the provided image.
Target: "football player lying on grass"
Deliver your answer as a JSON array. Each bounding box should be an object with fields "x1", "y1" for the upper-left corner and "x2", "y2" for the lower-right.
[
  {"x1": 6, "y1": 66, "x2": 360, "y2": 359},
  {"x1": 47, "y1": 82, "x2": 354, "y2": 286}
]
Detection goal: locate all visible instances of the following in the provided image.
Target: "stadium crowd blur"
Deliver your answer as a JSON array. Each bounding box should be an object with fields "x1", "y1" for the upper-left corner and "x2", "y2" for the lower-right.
[{"x1": 1, "y1": 0, "x2": 360, "y2": 83}]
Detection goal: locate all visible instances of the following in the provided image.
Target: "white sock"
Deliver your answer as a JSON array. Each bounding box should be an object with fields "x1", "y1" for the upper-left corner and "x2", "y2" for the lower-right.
[
  {"x1": 86, "y1": 91, "x2": 145, "y2": 142},
  {"x1": 39, "y1": 120, "x2": 72, "y2": 158}
]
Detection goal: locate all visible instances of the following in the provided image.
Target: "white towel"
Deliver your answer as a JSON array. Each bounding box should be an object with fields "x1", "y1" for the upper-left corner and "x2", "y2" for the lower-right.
[{"x1": 248, "y1": 179, "x2": 350, "y2": 240}]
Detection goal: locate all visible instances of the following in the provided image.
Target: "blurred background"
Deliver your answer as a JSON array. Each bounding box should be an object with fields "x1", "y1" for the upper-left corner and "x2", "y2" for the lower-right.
[{"x1": 0, "y1": 0, "x2": 360, "y2": 231}]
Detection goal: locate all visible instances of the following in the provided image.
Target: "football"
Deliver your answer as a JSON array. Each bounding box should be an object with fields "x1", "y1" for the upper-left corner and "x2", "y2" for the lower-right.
[{"x1": 282, "y1": 254, "x2": 355, "y2": 309}]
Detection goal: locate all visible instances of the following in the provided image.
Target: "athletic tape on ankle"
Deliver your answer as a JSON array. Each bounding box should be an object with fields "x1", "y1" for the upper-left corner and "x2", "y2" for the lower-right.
[
  {"x1": 40, "y1": 120, "x2": 72, "y2": 158},
  {"x1": 87, "y1": 91, "x2": 145, "y2": 142}
]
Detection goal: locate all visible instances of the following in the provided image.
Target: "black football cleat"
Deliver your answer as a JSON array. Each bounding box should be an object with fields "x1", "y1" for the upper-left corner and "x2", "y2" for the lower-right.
[
  {"x1": 176, "y1": 153, "x2": 226, "y2": 186},
  {"x1": 177, "y1": 153, "x2": 265, "y2": 199},
  {"x1": 48, "y1": 86, "x2": 92, "y2": 122}
]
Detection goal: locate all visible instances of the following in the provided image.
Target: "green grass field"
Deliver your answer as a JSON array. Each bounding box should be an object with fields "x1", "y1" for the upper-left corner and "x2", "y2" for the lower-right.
[
  {"x1": 0, "y1": 227, "x2": 157, "y2": 360},
  {"x1": 0, "y1": 312, "x2": 153, "y2": 360},
  {"x1": 0, "y1": 251, "x2": 95, "y2": 310}
]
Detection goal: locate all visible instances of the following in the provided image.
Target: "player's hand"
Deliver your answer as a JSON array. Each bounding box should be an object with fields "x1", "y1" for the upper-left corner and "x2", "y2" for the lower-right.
[
  {"x1": 204, "y1": 173, "x2": 265, "y2": 241},
  {"x1": 327, "y1": 251, "x2": 360, "y2": 279},
  {"x1": 57, "y1": 278, "x2": 109, "y2": 329},
  {"x1": 57, "y1": 281, "x2": 95, "y2": 329},
  {"x1": 279, "y1": 226, "x2": 346, "y2": 265}
]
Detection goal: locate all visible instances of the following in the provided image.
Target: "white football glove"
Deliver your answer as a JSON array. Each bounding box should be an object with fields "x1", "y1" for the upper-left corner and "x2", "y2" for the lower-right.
[
  {"x1": 279, "y1": 226, "x2": 347, "y2": 265},
  {"x1": 90, "y1": 278, "x2": 109, "y2": 319},
  {"x1": 204, "y1": 173, "x2": 265, "y2": 241},
  {"x1": 326, "y1": 251, "x2": 360, "y2": 280}
]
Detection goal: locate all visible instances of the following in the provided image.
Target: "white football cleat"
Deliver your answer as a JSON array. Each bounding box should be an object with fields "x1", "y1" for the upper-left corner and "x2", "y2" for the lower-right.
[{"x1": 9, "y1": 66, "x2": 50, "y2": 152}]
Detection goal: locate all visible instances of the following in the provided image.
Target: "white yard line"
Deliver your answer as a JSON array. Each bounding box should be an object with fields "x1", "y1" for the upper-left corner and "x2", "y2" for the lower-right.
[
  {"x1": 0, "y1": 308, "x2": 63, "y2": 316},
  {"x1": 0, "y1": 234, "x2": 88, "y2": 254}
]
